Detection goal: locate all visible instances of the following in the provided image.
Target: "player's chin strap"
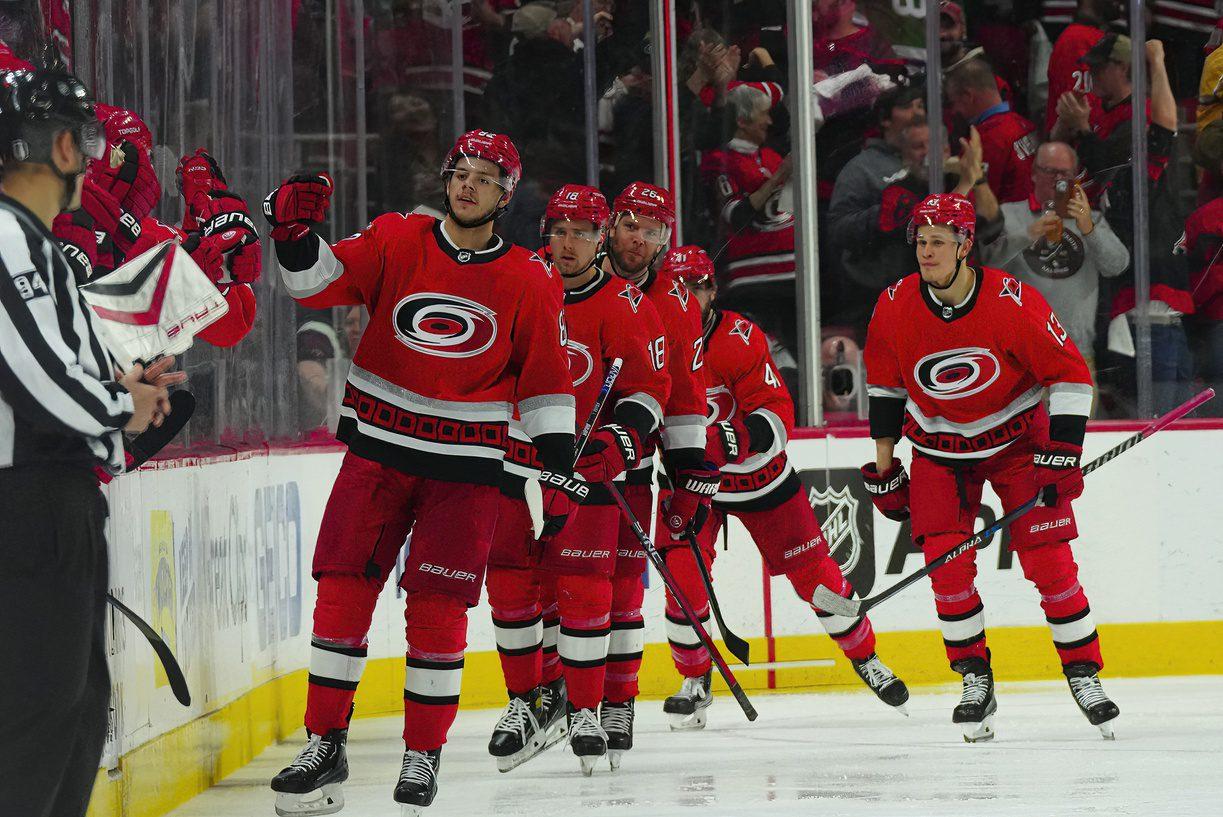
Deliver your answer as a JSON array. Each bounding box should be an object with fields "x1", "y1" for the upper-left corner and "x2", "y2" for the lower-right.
[
  {"x1": 51, "y1": 155, "x2": 88, "y2": 212},
  {"x1": 928, "y1": 246, "x2": 968, "y2": 291}
]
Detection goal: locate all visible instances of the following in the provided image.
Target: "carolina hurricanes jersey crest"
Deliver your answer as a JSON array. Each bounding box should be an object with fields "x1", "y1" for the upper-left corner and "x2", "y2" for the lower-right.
[
  {"x1": 729, "y1": 318, "x2": 753, "y2": 346},
  {"x1": 668, "y1": 278, "x2": 691, "y2": 309},
  {"x1": 392, "y1": 292, "x2": 498, "y2": 358},
  {"x1": 999, "y1": 276, "x2": 1023, "y2": 306},
  {"x1": 565, "y1": 338, "x2": 595, "y2": 387},
  {"x1": 913, "y1": 347, "x2": 1002, "y2": 401},
  {"x1": 618, "y1": 282, "x2": 644, "y2": 313},
  {"x1": 705, "y1": 384, "x2": 737, "y2": 423}
]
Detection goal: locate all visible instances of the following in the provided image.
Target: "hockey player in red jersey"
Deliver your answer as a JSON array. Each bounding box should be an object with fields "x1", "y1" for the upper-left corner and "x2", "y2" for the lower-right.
[
  {"x1": 485, "y1": 184, "x2": 671, "y2": 776},
  {"x1": 666, "y1": 245, "x2": 910, "y2": 728},
  {"x1": 597, "y1": 183, "x2": 719, "y2": 760},
  {"x1": 264, "y1": 130, "x2": 580, "y2": 816},
  {"x1": 863, "y1": 193, "x2": 1119, "y2": 743}
]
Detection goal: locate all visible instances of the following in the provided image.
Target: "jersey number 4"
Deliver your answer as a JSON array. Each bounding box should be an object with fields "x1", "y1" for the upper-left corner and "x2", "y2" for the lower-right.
[{"x1": 764, "y1": 362, "x2": 781, "y2": 388}]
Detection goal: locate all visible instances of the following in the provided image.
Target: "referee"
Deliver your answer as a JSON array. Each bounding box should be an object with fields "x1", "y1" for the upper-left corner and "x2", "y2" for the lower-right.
[{"x1": 0, "y1": 66, "x2": 177, "y2": 816}]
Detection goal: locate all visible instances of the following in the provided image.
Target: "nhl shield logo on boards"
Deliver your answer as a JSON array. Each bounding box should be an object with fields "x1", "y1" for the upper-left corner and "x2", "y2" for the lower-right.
[
  {"x1": 798, "y1": 468, "x2": 876, "y2": 596},
  {"x1": 392, "y1": 292, "x2": 498, "y2": 358}
]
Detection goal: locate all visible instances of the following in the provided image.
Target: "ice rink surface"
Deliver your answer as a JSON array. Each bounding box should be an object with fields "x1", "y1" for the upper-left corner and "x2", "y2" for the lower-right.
[{"x1": 167, "y1": 676, "x2": 1222, "y2": 817}]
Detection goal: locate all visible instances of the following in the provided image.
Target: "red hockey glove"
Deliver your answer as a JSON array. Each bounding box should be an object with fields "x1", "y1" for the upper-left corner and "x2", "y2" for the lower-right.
[
  {"x1": 182, "y1": 230, "x2": 242, "y2": 283},
  {"x1": 96, "y1": 141, "x2": 162, "y2": 221},
  {"x1": 80, "y1": 180, "x2": 142, "y2": 255},
  {"x1": 263, "y1": 173, "x2": 333, "y2": 241},
  {"x1": 1032, "y1": 442, "x2": 1084, "y2": 506},
  {"x1": 661, "y1": 466, "x2": 720, "y2": 540},
  {"x1": 861, "y1": 460, "x2": 910, "y2": 522},
  {"x1": 538, "y1": 470, "x2": 591, "y2": 540},
  {"x1": 227, "y1": 241, "x2": 262, "y2": 284},
  {"x1": 705, "y1": 416, "x2": 750, "y2": 468},
  {"x1": 575, "y1": 424, "x2": 640, "y2": 483},
  {"x1": 177, "y1": 148, "x2": 229, "y2": 230},
  {"x1": 200, "y1": 190, "x2": 258, "y2": 245},
  {"x1": 53, "y1": 209, "x2": 98, "y2": 281}
]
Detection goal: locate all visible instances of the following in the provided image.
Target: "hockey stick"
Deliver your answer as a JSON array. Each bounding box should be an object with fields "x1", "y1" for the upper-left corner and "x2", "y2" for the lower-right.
[
  {"x1": 685, "y1": 532, "x2": 751, "y2": 665},
  {"x1": 525, "y1": 359, "x2": 623, "y2": 536},
  {"x1": 106, "y1": 592, "x2": 192, "y2": 706},
  {"x1": 608, "y1": 483, "x2": 758, "y2": 721},
  {"x1": 813, "y1": 388, "x2": 1216, "y2": 619},
  {"x1": 127, "y1": 390, "x2": 195, "y2": 469}
]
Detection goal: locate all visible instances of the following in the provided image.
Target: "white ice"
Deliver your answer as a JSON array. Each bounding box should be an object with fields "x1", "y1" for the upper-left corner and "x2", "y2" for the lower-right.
[{"x1": 167, "y1": 676, "x2": 1222, "y2": 817}]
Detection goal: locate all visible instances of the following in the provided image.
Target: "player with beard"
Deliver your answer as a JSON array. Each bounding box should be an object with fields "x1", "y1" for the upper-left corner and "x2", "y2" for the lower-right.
[
  {"x1": 265, "y1": 130, "x2": 579, "y2": 816},
  {"x1": 864, "y1": 193, "x2": 1117, "y2": 743},
  {"x1": 596, "y1": 182, "x2": 718, "y2": 764},
  {"x1": 664, "y1": 245, "x2": 910, "y2": 729},
  {"x1": 486, "y1": 183, "x2": 670, "y2": 776}
]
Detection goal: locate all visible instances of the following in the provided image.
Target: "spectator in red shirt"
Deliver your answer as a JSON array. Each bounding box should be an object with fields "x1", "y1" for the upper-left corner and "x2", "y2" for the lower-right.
[
  {"x1": 1043, "y1": 0, "x2": 1121, "y2": 133},
  {"x1": 945, "y1": 58, "x2": 1040, "y2": 203}
]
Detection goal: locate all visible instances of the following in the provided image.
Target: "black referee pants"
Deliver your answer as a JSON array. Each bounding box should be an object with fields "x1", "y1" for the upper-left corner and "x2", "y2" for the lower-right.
[{"x1": 0, "y1": 465, "x2": 111, "y2": 817}]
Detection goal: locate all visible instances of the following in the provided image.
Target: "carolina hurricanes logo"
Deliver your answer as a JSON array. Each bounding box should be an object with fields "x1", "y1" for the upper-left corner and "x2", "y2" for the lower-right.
[
  {"x1": 565, "y1": 339, "x2": 595, "y2": 387},
  {"x1": 913, "y1": 347, "x2": 1001, "y2": 401},
  {"x1": 668, "y1": 278, "x2": 690, "y2": 309},
  {"x1": 619, "y1": 283, "x2": 643, "y2": 313},
  {"x1": 887, "y1": 279, "x2": 905, "y2": 301},
  {"x1": 730, "y1": 319, "x2": 753, "y2": 346},
  {"x1": 706, "y1": 385, "x2": 737, "y2": 423},
  {"x1": 392, "y1": 292, "x2": 498, "y2": 358},
  {"x1": 1000, "y1": 276, "x2": 1023, "y2": 306}
]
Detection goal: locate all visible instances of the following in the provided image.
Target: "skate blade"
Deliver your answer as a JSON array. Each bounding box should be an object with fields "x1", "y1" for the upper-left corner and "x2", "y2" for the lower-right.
[
  {"x1": 893, "y1": 703, "x2": 910, "y2": 718},
  {"x1": 1097, "y1": 721, "x2": 1116, "y2": 740},
  {"x1": 608, "y1": 749, "x2": 623, "y2": 771},
  {"x1": 667, "y1": 709, "x2": 707, "y2": 731},
  {"x1": 400, "y1": 806, "x2": 425, "y2": 817},
  {"x1": 494, "y1": 724, "x2": 568, "y2": 773},
  {"x1": 961, "y1": 714, "x2": 996, "y2": 743},
  {"x1": 578, "y1": 754, "x2": 599, "y2": 776},
  {"x1": 274, "y1": 784, "x2": 345, "y2": 816}
]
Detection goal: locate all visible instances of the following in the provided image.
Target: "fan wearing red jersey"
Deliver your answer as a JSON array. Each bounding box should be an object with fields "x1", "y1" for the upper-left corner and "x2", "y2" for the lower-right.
[
  {"x1": 264, "y1": 131, "x2": 579, "y2": 816},
  {"x1": 665, "y1": 246, "x2": 910, "y2": 729},
  {"x1": 864, "y1": 193, "x2": 1118, "y2": 743},
  {"x1": 597, "y1": 183, "x2": 718, "y2": 756},
  {"x1": 484, "y1": 184, "x2": 670, "y2": 776}
]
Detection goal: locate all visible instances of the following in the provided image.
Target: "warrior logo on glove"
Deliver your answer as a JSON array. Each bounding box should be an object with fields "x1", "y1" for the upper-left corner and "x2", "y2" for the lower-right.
[{"x1": 392, "y1": 293, "x2": 499, "y2": 359}]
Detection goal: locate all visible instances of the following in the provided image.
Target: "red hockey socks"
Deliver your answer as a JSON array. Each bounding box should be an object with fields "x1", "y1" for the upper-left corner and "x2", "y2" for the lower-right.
[
  {"x1": 789, "y1": 558, "x2": 877, "y2": 661},
  {"x1": 304, "y1": 573, "x2": 381, "y2": 735},
  {"x1": 663, "y1": 547, "x2": 712, "y2": 678},
  {"x1": 403, "y1": 591, "x2": 468, "y2": 751},
  {"x1": 1017, "y1": 541, "x2": 1103, "y2": 669},
  {"x1": 555, "y1": 574, "x2": 612, "y2": 710},
  {"x1": 486, "y1": 567, "x2": 543, "y2": 696},
  {"x1": 605, "y1": 572, "x2": 646, "y2": 703},
  {"x1": 921, "y1": 532, "x2": 989, "y2": 665}
]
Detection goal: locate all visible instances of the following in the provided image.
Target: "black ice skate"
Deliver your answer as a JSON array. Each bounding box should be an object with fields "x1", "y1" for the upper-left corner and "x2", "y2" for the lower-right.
[
  {"x1": 1065, "y1": 662, "x2": 1119, "y2": 740},
  {"x1": 851, "y1": 654, "x2": 911, "y2": 715},
  {"x1": 270, "y1": 728, "x2": 349, "y2": 816},
  {"x1": 540, "y1": 677, "x2": 569, "y2": 744},
  {"x1": 394, "y1": 748, "x2": 441, "y2": 816},
  {"x1": 566, "y1": 705, "x2": 607, "y2": 776},
  {"x1": 951, "y1": 657, "x2": 997, "y2": 743},
  {"x1": 663, "y1": 671, "x2": 712, "y2": 731},
  {"x1": 488, "y1": 682, "x2": 568, "y2": 773},
  {"x1": 600, "y1": 697, "x2": 635, "y2": 770}
]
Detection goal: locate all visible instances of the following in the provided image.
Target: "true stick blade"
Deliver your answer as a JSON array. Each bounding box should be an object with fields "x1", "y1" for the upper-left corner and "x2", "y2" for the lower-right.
[
  {"x1": 811, "y1": 585, "x2": 861, "y2": 618},
  {"x1": 524, "y1": 477, "x2": 545, "y2": 539}
]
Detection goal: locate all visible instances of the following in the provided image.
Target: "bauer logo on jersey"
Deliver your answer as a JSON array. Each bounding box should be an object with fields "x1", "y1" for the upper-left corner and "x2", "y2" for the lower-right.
[
  {"x1": 705, "y1": 385, "x2": 737, "y2": 423},
  {"x1": 913, "y1": 347, "x2": 1001, "y2": 401},
  {"x1": 565, "y1": 339, "x2": 595, "y2": 387},
  {"x1": 392, "y1": 292, "x2": 498, "y2": 358}
]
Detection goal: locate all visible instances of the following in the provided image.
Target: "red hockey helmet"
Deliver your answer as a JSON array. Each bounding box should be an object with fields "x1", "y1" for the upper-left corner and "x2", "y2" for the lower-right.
[
  {"x1": 442, "y1": 129, "x2": 522, "y2": 194},
  {"x1": 541, "y1": 183, "x2": 610, "y2": 238},
  {"x1": 95, "y1": 103, "x2": 153, "y2": 155},
  {"x1": 664, "y1": 245, "x2": 715, "y2": 287},
  {"x1": 612, "y1": 181, "x2": 676, "y2": 231},
  {"x1": 908, "y1": 193, "x2": 976, "y2": 244}
]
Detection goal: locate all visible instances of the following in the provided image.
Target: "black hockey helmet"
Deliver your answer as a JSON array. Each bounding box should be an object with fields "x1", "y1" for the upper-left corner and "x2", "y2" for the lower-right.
[{"x1": 0, "y1": 64, "x2": 105, "y2": 167}]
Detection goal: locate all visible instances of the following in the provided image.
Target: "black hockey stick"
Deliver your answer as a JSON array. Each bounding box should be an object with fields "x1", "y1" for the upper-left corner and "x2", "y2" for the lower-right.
[
  {"x1": 813, "y1": 388, "x2": 1216, "y2": 619},
  {"x1": 608, "y1": 483, "x2": 758, "y2": 722},
  {"x1": 106, "y1": 592, "x2": 192, "y2": 706},
  {"x1": 686, "y1": 532, "x2": 751, "y2": 665},
  {"x1": 127, "y1": 390, "x2": 195, "y2": 469}
]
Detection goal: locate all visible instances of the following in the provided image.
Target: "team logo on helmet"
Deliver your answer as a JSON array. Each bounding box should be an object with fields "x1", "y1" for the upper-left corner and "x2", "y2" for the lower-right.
[
  {"x1": 392, "y1": 293, "x2": 498, "y2": 358},
  {"x1": 705, "y1": 385, "x2": 737, "y2": 423},
  {"x1": 566, "y1": 339, "x2": 595, "y2": 387},
  {"x1": 913, "y1": 347, "x2": 1001, "y2": 400}
]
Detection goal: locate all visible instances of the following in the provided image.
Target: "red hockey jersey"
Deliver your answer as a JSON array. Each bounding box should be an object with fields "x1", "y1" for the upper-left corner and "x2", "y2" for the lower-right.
[
  {"x1": 699, "y1": 139, "x2": 796, "y2": 289},
  {"x1": 504, "y1": 270, "x2": 671, "y2": 482},
  {"x1": 280, "y1": 214, "x2": 574, "y2": 484},
  {"x1": 701, "y1": 309, "x2": 797, "y2": 509},
  {"x1": 865, "y1": 267, "x2": 1093, "y2": 460},
  {"x1": 1045, "y1": 22, "x2": 1106, "y2": 133},
  {"x1": 975, "y1": 107, "x2": 1039, "y2": 203},
  {"x1": 625, "y1": 266, "x2": 707, "y2": 478}
]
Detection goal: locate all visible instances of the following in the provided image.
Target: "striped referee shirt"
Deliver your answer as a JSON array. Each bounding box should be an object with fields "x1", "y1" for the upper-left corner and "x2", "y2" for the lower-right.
[{"x1": 0, "y1": 193, "x2": 132, "y2": 473}]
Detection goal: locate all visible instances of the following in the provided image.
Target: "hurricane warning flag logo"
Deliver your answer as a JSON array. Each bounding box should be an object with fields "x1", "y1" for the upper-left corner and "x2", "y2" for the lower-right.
[
  {"x1": 913, "y1": 347, "x2": 1000, "y2": 401},
  {"x1": 393, "y1": 293, "x2": 498, "y2": 358}
]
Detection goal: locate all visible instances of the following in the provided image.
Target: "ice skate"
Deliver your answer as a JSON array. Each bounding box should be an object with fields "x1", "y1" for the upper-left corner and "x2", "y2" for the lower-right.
[
  {"x1": 1065, "y1": 662, "x2": 1119, "y2": 739},
  {"x1": 539, "y1": 677, "x2": 569, "y2": 748},
  {"x1": 394, "y1": 748, "x2": 440, "y2": 816},
  {"x1": 488, "y1": 692, "x2": 545, "y2": 773},
  {"x1": 566, "y1": 706, "x2": 607, "y2": 776},
  {"x1": 663, "y1": 671, "x2": 712, "y2": 731},
  {"x1": 270, "y1": 729, "x2": 349, "y2": 816},
  {"x1": 599, "y1": 697, "x2": 635, "y2": 770},
  {"x1": 851, "y1": 653, "x2": 910, "y2": 715},
  {"x1": 951, "y1": 657, "x2": 997, "y2": 743}
]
